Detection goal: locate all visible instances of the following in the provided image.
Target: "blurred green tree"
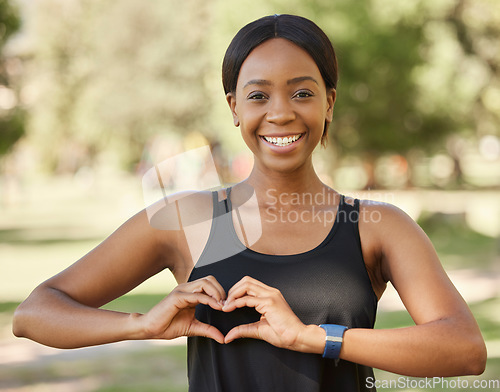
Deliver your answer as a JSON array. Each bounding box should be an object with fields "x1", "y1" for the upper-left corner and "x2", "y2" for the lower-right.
[
  {"x1": 445, "y1": 0, "x2": 500, "y2": 144},
  {"x1": 23, "y1": 0, "x2": 213, "y2": 172},
  {"x1": 0, "y1": 0, "x2": 22, "y2": 156}
]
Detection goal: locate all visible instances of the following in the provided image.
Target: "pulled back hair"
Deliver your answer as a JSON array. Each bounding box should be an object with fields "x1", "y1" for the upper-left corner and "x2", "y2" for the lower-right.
[{"x1": 222, "y1": 14, "x2": 338, "y2": 145}]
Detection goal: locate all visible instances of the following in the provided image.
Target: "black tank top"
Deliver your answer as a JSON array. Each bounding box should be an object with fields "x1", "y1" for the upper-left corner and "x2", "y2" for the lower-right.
[{"x1": 187, "y1": 189, "x2": 378, "y2": 392}]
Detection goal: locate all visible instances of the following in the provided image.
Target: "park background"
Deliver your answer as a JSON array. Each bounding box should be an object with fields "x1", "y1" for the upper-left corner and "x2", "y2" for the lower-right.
[{"x1": 0, "y1": 0, "x2": 499, "y2": 391}]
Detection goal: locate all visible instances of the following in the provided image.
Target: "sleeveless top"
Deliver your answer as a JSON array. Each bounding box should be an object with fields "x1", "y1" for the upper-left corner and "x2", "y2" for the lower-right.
[{"x1": 187, "y1": 189, "x2": 378, "y2": 392}]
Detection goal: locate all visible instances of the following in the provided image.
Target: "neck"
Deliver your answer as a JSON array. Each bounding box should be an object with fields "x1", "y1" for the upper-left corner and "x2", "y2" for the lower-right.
[{"x1": 242, "y1": 159, "x2": 329, "y2": 203}]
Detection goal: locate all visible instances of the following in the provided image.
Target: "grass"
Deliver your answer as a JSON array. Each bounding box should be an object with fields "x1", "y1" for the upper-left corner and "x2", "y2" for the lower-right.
[
  {"x1": 0, "y1": 343, "x2": 189, "y2": 392},
  {"x1": 417, "y1": 212, "x2": 500, "y2": 270},
  {"x1": 0, "y1": 175, "x2": 176, "y2": 302},
  {"x1": 1, "y1": 177, "x2": 499, "y2": 391}
]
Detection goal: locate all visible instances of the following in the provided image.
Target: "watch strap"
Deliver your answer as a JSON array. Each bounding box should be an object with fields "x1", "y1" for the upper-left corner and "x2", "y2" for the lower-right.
[{"x1": 319, "y1": 324, "x2": 348, "y2": 359}]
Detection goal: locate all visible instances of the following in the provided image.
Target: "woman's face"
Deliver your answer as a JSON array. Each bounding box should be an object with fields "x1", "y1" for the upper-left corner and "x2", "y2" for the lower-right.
[{"x1": 227, "y1": 38, "x2": 335, "y2": 174}]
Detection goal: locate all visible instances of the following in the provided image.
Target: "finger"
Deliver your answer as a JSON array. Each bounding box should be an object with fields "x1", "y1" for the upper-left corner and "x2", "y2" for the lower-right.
[
  {"x1": 224, "y1": 321, "x2": 263, "y2": 344},
  {"x1": 190, "y1": 275, "x2": 226, "y2": 299},
  {"x1": 226, "y1": 278, "x2": 273, "y2": 304},
  {"x1": 226, "y1": 282, "x2": 280, "y2": 308},
  {"x1": 189, "y1": 320, "x2": 225, "y2": 344},
  {"x1": 189, "y1": 276, "x2": 226, "y2": 302},
  {"x1": 222, "y1": 295, "x2": 261, "y2": 312},
  {"x1": 201, "y1": 275, "x2": 227, "y2": 300},
  {"x1": 174, "y1": 292, "x2": 223, "y2": 311},
  {"x1": 227, "y1": 276, "x2": 269, "y2": 297}
]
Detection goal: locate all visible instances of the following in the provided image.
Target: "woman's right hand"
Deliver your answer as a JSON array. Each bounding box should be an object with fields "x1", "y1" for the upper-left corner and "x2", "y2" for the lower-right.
[{"x1": 138, "y1": 275, "x2": 226, "y2": 344}]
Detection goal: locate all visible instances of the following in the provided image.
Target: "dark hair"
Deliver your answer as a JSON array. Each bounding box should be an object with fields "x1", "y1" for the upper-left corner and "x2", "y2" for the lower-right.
[{"x1": 222, "y1": 14, "x2": 338, "y2": 144}]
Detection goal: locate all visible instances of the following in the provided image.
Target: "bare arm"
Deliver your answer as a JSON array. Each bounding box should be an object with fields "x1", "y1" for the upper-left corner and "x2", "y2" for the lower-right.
[
  {"x1": 12, "y1": 202, "x2": 224, "y2": 349},
  {"x1": 338, "y1": 202, "x2": 486, "y2": 376}
]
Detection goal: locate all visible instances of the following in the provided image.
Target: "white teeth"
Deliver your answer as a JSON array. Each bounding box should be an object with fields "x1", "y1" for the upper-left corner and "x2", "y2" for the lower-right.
[{"x1": 263, "y1": 134, "x2": 302, "y2": 147}]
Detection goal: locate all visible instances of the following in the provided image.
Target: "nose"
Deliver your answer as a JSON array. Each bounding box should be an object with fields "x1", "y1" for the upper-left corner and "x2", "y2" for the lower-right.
[{"x1": 265, "y1": 96, "x2": 296, "y2": 125}]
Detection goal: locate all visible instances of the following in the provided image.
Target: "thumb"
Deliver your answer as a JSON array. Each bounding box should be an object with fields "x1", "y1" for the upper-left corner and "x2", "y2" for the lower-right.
[
  {"x1": 224, "y1": 321, "x2": 262, "y2": 344},
  {"x1": 189, "y1": 320, "x2": 225, "y2": 344}
]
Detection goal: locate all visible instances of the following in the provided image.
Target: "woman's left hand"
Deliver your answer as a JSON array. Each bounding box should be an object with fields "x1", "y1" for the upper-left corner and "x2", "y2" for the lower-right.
[{"x1": 221, "y1": 276, "x2": 321, "y2": 352}]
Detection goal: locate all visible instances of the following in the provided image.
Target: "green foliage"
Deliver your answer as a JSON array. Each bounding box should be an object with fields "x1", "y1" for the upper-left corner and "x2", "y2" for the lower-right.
[
  {"x1": 101, "y1": 293, "x2": 167, "y2": 314},
  {"x1": 0, "y1": 107, "x2": 24, "y2": 155},
  {"x1": 326, "y1": 0, "x2": 438, "y2": 155},
  {"x1": 24, "y1": 0, "x2": 214, "y2": 171},
  {"x1": 0, "y1": 0, "x2": 23, "y2": 156},
  {"x1": 0, "y1": 0, "x2": 20, "y2": 50}
]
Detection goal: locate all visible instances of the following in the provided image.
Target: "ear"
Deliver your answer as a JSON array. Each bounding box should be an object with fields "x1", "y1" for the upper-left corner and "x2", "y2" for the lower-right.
[
  {"x1": 226, "y1": 92, "x2": 240, "y2": 127},
  {"x1": 325, "y1": 88, "x2": 336, "y2": 123}
]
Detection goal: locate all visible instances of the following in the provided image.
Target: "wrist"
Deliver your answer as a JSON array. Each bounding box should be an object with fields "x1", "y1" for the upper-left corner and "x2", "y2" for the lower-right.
[
  {"x1": 319, "y1": 324, "x2": 348, "y2": 360},
  {"x1": 127, "y1": 312, "x2": 149, "y2": 340},
  {"x1": 295, "y1": 324, "x2": 327, "y2": 354}
]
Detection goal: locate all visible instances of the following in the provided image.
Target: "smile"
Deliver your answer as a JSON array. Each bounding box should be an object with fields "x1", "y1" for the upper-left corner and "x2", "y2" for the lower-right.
[{"x1": 261, "y1": 133, "x2": 303, "y2": 147}]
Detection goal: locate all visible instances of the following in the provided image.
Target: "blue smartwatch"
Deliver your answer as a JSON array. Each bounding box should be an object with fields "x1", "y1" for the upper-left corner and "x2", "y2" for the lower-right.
[{"x1": 319, "y1": 324, "x2": 348, "y2": 359}]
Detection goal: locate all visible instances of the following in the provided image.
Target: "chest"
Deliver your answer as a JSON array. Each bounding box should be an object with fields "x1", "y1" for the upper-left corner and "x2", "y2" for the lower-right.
[
  {"x1": 190, "y1": 243, "x2": 377, "y2": 332},
  {"x1": 233, "y1": 203, "x2": 338, "y2": 255}
]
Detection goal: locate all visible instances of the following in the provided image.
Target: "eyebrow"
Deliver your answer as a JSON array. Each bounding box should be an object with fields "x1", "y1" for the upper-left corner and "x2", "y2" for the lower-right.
[
  {"x1": 287, "y1": 76, "x2": 319, "y2": 86},
  {"x1": 243, "y1": 76, "x2": 319, "y2": 89},
  {"x1": 243, "y1": 79, "x2": 272, "y2": 88}
]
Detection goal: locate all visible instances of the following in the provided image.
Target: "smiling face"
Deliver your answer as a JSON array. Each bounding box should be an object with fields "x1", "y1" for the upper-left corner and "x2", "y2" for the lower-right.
[{"x1": 227, "y1": 38, "x2": 336, "y2": 175}]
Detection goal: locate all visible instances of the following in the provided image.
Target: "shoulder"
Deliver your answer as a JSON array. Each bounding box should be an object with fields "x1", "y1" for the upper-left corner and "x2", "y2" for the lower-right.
[
  {"x1": 340, "y1": 195, "x2": 415, "y2": 230},
  {"x1": 356, "y1": 197, "x2": 439, "y2": 280},
  {"x1": 354, "y1": 197, "x2": 431, "y2": 281},
  {"x1": 121, "y1": 190, "x2": 215, "y2": 281},
  {"x1": 355, "y1": 198, "x2": 417, "y2": 229},
  {"x1": 146, "y1": 190, "x2": 214, "y2": 230},
  {"x1": 356, "y1": 197, "x2": 426, "y2": 249}
]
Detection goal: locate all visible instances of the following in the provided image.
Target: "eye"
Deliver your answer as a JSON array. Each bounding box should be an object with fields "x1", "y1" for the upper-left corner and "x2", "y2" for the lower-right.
[
  {"x1": 247, "y1": 92, "x2": 267, "y2": 100},
  {"x1": 293, "y1": 90, "x2": 314, "y2": 99}
]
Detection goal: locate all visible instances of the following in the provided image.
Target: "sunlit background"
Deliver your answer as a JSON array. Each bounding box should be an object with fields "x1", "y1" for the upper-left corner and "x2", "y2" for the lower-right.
[{"x1": 1, "y1": 0, "x2": 499, "y2": 391}]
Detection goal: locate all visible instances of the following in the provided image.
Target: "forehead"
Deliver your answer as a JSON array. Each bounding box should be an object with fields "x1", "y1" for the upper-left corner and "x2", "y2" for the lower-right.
[{"x1": 236, "y1": 38, "x2": 324, "y2": 89}]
